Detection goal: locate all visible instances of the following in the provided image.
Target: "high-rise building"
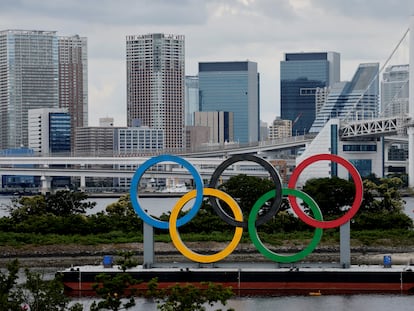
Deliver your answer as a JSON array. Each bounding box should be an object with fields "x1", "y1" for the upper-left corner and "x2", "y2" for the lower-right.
[
  {"x1": 58, "y1": 35, "x2": 88, "y2": 147},
  {"x1": 268, "y1": 117, "x2": 292, "y2": 140},
  {"x1": 185, "y1": 75, "x2": 199, "y2": 126},
  {"x1": 280, "y1": 52, "x2": 340, "y2": 136},
  {"x1": 310, "y1": 63, "x2": 379, "y2": 133},
  {"x1": 75, "y1": 126, "x2": 164, "y2": 157},
  {"x1": 381, "y1": 65, "x2": 409, "y2": 165},
  {"x1": 115, "y1": 127, "x2": 164, "y2": 155},
  {"x1": 74, "y1": 127, "x2": 115, "y2": 157},
  {"x1": 126, "y1": 33, "x2": 185, "y2": 151},
  {"x1": 198, "y1": 61, "x2": 259, "y2": 143},
  {"x1": 28, "y1": 108, "x2": 71, "y2": 156},
  {"x1": 381, "y1": 64, "x2": 409, "y2": 117},
  {"x1": 0, "y1": 30, "x2": 59, "y2": 149},
  {"x1": 0, "y1": 30, "x2": 88, "y2": 151},
  {"x1": 115, "y1": 126, "x2": 165, "y2": 188},
  {"x1": 185, "y1": 126, "x2": 210, "y2": 151},
  {"x1": 27, "y1": 107, "x2": 71, "y2": 188},
  {"x1": 259, "y1": 120, "x2": 269, "y2": 141},
  {"x1": 194, "y1": 111, "x2": 234, "y2": 144},
  {"x1": 74, "y1": 125, "x2": 164, "y2": 188}
]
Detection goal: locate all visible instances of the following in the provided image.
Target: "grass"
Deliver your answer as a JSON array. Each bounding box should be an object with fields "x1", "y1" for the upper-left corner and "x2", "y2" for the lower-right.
[
  {"x1": 1, "y1": 229, "x2": 414, "y2": 250},
  {"x1": 0, "y1": 231, "x2": 143, "y2": 246}
]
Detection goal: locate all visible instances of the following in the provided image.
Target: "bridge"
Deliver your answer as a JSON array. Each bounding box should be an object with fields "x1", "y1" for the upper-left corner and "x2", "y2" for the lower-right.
[
  {"x1": 0, "y1": 130, "x2": 408, "y2": 194},
  {"x1": 0, "y1": 155, "x2": 283, "y2": 194},
  {"x1": 340, "y1": 116, "x2": 409, "y2": 139}
]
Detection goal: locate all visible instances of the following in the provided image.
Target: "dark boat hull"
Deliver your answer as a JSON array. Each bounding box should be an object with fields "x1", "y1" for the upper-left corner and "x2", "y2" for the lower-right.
[{"x1": 60, "y1": 265, "x2": 414, "y2": 296}]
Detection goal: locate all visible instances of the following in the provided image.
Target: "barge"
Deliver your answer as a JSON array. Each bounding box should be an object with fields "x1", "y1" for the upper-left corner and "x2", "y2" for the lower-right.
[{"x1": 60, "y1": 263, "x2": 414, "y2": 296}]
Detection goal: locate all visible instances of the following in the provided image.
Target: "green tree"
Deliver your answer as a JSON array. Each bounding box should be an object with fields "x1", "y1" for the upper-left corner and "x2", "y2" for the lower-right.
[
  {"x1": 90, "y1": 273, "x2": 139, "y2": 311},
  {"x1": 8, "y1": 190, "x2": 95, "y2": 220},
  {"x1": 20, "y1": 269, "x2": 71, "y2": 311},
  {"x1": 104, "y1": 194, "x2": 142, "y2": 232},
  {"x1": 8, "y1": 195, "x2": 48, "y2": 221},
  {"x1": 105, "y1": 194, "x2": 136, "y2": 218},
  {"x1": 147, "y1": 278, "x2": 234, "y2": 311},
  {"x1": 45, "y1": 190, "x2": 96, "y2": 216},
  {"x1": 159, "y1": 200, "x2": 239, "y2": 235},
  {"x1": 361, "y1": 176, "x2": 405, "y2": 212},
  {"x1": 353, "y1": 176, "x2": 413, "y2": 230},
  {"x1": 302, "y1": 177, "x2": 355, "y2": 218},
  {"x1": 116, "y1": 250, "x2": 140, "y2": 272},
  {"x1": 300, "y1": 175, "x2": 412, "y2": 230},
  {"x1": 0, "y1": 259, "x2": 83, "y2": 311},
  {"x1": 218, "y1": 174, "x2": 275, "y2": 217},
  {"x1": 0, "y1": 259, "x2": 23, "y2": 310}
]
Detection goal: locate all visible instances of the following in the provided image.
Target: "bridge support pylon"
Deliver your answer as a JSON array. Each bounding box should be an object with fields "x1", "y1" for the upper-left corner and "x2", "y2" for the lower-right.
[
  {"x1": 409, "y1": 16, "x2": 414, "y2": 187},
  {"x1": 40, "y1": 175, "x2": 51, "y2": 195},
  {"x1": 80, "y1": 175, "x2": 86, "y2": 192},
  {"x1": 143, "y1": 222, "x2": 154, "y2": 268},
  {"x1": 340, "y1": 221, "x2": 351, "y2": 268}
]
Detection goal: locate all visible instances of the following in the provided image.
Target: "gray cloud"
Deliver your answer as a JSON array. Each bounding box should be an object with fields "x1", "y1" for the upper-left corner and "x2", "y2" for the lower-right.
[
  {"x1": 0, "y1": 0, "x2": 411, "y2": 125},
  {"x1": 2, "y1": 0, "x2": 209, "y2": 25},
  {"x1": 311, "y1": 0, "x2": 414, "y2": 20},
  {"x1": 205, "y1": 0, "x2": 298, "y2": 21},
  {"x1": 249, "y1": 0, "x2": 297, "y2": 19}
]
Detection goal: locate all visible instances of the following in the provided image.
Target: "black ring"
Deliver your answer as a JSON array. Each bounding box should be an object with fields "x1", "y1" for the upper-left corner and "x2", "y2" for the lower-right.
[{"x1": 208, "y1": 154, "x2": 283, "y2": 228}]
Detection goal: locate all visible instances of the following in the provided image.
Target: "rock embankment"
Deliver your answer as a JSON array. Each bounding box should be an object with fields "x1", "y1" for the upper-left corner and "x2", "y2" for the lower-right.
[{"x1": 1, "y1": 242, "x2": 414, "y2": 268}]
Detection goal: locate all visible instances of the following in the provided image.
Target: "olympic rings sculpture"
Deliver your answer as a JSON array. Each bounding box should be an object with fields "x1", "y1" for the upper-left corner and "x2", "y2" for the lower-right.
[{"x1": 130, "y1": 153, "x2": 363, "y2": 264}]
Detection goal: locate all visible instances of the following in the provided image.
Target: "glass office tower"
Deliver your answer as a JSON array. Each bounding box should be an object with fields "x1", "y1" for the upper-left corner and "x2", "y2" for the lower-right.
[
  {"x1": 28, "y1": 108, "x2": 71, "y2": 155},
  {"x1": 49, "y1": 111, "x2": 71, "y2": 154},
  {"x1": 381, "y1": 64, "x2": 409, "y2": 117},
  {"x1": 280, "y1": 52, "x2": 340, "y2": 136},
  {"x1": 0, "y1": 30, "x2": 59, "y2": 149},
  {"x1": 310, "y1": 63, "x2": 379, "y2": 133},
  {"x1": 198, "y1": 61, "x2": 259, "y2": 144},
  {"x1": 185, "y1": 75, "x2": 199, "y2": 126}
]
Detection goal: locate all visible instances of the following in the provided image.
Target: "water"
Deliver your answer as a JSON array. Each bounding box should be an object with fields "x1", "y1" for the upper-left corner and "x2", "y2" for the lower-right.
[
  {"x1": 88, "y1": 196, "x2": 184, "y2": 216},
  {"x1": 0, "y1": 195, "x2": 182, "y2": 217},
  {"x1": 15, "y1": 268, "x2": 414, "y2": 310},
  {"x1": 1, "y1": 195, "x2": 414, "y2": 219},
  {"x1": 68, "y1": 294, "x2": 414, "y2": 311},
  {"x1": 404, "y1": 196, "x2": 414, "y2": 219}
]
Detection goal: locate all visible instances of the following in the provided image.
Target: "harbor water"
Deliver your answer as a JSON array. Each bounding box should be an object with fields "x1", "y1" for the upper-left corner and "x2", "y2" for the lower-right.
[
  {"x1": 2, "y1": 194, "x2": 414, "y2": 219},
  {"x1": 0, "y1": 195, "x2": 182, "y2": 218},
  {"x1": 69, "y1": 294, "x2": 414, "y2": 311}
]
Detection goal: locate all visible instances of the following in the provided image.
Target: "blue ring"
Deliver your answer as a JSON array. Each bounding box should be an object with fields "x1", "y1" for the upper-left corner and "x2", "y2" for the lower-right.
[{"x1": 130, "y1": 155, "x2": 204, "y2": 229}]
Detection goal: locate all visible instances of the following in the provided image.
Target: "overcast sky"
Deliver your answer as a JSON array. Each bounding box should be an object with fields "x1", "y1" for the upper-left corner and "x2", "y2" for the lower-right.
[{"x1": 0, "y1": 0, "x2": 413, "y2": 126}]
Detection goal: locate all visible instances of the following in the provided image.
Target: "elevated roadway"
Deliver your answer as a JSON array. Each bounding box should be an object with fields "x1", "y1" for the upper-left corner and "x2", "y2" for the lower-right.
[{"x1": 0, "y1": 124, "x2": 409, "y2": 193}]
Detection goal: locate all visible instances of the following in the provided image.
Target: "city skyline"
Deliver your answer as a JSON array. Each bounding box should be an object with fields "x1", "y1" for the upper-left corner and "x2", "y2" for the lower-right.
[{"x1": 0, "y1": 1, "x2": 412, "y2": 127}]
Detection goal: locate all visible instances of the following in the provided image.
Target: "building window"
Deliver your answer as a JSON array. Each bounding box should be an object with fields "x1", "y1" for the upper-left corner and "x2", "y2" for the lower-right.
[
  {"x1": 343, "y1": 145, "x2": 377, "y2": 152},
  {"x1": 349, "y1": 159, "x2": 372, "y2": 178}
]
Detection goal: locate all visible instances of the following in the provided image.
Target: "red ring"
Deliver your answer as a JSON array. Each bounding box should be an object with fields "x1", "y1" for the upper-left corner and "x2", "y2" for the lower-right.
[{"x1": 288, "y1": 154, "x2": 363, "y2": 229}]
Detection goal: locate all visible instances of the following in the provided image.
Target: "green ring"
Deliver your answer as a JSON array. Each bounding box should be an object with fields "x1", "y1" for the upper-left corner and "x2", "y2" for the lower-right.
[{"x1": 248, "y1": 188, "x2": 323, "y2": 263}]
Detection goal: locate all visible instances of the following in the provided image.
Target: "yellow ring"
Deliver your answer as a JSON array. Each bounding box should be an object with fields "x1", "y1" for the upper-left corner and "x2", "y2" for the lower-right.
[{"x1": 169, "y1": 188, "x2": 243, "y2": 263}]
